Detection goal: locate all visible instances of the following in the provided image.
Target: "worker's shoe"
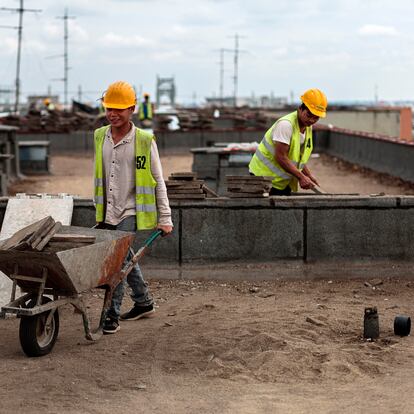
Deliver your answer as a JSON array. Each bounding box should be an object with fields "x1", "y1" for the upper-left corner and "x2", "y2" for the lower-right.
[
  {"x1": 120, "y1": 304, "x2": 155, "y2": 321},
  {"x1": 103, "y1": 317, "x2": 120, "y2": 334}
]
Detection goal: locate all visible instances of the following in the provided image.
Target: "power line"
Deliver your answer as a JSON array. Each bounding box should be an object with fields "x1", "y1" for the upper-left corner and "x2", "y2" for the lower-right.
[{"x1": 0, "y1": 1, "x2": 41, "y2": 113}]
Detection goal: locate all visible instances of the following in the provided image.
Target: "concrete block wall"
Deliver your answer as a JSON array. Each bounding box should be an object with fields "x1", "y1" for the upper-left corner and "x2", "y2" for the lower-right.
[
  {"x1": 5, "y1": 196, "x2": 412, "y2": 266},
  {"x1": 321, "y1": 129, "x2": 414, "y2": 182},
  {"x1": 18, "y1": 131, "x2": 94, "y2": 154}
]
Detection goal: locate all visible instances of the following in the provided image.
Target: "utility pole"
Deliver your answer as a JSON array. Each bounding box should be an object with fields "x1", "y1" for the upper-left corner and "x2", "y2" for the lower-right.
[
  {"x1": 78, "y1": 84, "x2": 82, "y2": 102},
  {"x1": 228, "y1": 33, "x2": 246, "y2": 107},
  {"x1": 0, "y1": 1, "x2": 41, "y2": 114},
  {"x1": 56, "y1": 8, "x2": 75, "y2": 109},
  {"x1": 219, "y1": 49, "x2": 224, "y2": 104},
  {"x1": 217, "y1": 48, "x2": 232, "y2": 106}
]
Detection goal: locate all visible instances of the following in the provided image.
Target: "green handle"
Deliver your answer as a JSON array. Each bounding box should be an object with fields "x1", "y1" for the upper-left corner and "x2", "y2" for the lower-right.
[{"x1": 144, "y1": 229, "x2": 163, "y2": 247}]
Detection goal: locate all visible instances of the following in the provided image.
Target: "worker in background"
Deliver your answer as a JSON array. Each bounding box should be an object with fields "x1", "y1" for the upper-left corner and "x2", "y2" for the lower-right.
[
  {"x1": 94, "y1": 81, "x2": 173, "y2": 334},
  {"x1": 43, "y1": 98, "x2": 55, "y2": 111},
  {"x1": 249, "y1": 88, "x2": 327, "y2": 195},
  {"x1": 138, "y1": 93, "x2": 154, "y2": 128}
]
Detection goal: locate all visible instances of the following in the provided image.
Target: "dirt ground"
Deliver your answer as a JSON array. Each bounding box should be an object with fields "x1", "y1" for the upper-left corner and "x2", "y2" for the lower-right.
[
  {"x1": 1, "y1": 278, "x2": 414, "y2": 413},
  {"x1": 3, "y1": 153, "x2": 414, "y2": 413},
  {"x1": 8, "y1": 152, "x2": 414, "y2": 197}
]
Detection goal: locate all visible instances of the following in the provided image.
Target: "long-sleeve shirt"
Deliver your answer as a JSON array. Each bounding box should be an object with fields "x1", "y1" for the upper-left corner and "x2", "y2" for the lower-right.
[{"x1": 100, "y1": 123, "x2": 172, "y2": 227}]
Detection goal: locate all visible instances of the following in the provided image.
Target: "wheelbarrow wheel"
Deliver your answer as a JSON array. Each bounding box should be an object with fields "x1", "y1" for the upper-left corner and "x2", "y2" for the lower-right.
[{"x1": 19, "y1": 296, "x2": 60, "y2": 357}]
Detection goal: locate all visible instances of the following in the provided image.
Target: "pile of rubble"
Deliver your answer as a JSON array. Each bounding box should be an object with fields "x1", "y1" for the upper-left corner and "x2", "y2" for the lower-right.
[{"x1": 0, "y1": 110, "x2": 97, "y2": 133}]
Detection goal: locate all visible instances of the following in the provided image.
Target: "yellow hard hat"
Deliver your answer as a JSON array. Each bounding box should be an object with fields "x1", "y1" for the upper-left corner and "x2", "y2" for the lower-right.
[
  {"x1": 102, "y1": 81, "x2": 136, "y2": 109},
  {"x1": 300, "y1": 88, "x2": 328, "y2": 118},
  {"x1": 44, "y1": 98, "x2": 50, "y2": 105}
]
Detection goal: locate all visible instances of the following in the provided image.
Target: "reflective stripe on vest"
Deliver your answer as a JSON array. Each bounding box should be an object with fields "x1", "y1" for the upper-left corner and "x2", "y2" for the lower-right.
[
  {"x1": 248, "y1": 111, "x2": 313, "y2": 191},
  {"x1": 94, "y1": 125, "x2": 158, "y2": 230}
]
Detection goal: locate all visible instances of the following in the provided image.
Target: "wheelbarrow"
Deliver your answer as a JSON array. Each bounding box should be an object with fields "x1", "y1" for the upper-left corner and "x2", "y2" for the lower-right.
[{"x1": 0, "y1": 226, "x2": 163, "y2": 357}]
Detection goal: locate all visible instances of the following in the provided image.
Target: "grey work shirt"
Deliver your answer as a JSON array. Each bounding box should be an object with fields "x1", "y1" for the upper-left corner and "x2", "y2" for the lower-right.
[{"x1": 101, "y1": 123, "x2": 172, "y2": 227}]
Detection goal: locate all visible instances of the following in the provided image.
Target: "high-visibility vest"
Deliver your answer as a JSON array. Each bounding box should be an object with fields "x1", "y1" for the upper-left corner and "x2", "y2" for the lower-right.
[
  {"x1": 94, "y1": 125, "x2": 157, "y2": 230},
  {"x1": 248, "y1": 111, "x2": 313, "y2": 191},
  {"x1": 139, "y1": 102, "x2": 153, "y2": 120}
]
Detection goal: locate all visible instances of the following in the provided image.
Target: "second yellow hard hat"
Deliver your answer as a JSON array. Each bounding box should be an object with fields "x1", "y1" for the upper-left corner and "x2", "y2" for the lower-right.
[
  {"x1": 300, "y1": 88, "x2": 328, "y2": 118},
  {"x1": 102, "y1": 81, "x2": 136, "y2": 109}
]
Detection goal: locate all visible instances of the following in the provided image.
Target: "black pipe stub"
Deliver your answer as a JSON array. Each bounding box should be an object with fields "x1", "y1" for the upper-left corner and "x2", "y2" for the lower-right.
[
  {"x1": 364, "y1": 307, "x2": 379, "y2": 340},
  {"x1": 394, "y1": 315, "x2": 411, "y2": 337}
]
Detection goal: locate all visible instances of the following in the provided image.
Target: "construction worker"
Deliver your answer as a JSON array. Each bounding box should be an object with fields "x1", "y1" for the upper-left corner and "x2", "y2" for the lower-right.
[
  {"x1": 43, "y1": 98, "x2": 55, "y2": 111},
  {"x1": 94, "y1": 81, "x2": 173, "y2": 334},
  {"x1": 138, "y1": 93, "x2": 154, "y2": 128},
  {"x1": 249, "y1": 88, "x2": 327, "y2": 195}
]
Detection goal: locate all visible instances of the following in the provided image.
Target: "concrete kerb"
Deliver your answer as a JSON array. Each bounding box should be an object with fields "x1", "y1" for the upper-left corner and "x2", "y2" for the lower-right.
[{"x1": 143, "y1": 260, "x2": 414, "y2": 281}]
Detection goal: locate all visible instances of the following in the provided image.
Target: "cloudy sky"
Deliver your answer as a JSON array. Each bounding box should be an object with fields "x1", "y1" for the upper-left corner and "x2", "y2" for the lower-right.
[{"x1": 0, "y1": 0, "x2": 413, "y2": 105}]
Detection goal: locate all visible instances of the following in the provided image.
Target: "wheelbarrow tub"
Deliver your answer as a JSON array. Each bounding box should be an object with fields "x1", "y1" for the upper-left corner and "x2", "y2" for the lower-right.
[{"x1": 0, "y1": 226, "x2": 134, "y2": 295}]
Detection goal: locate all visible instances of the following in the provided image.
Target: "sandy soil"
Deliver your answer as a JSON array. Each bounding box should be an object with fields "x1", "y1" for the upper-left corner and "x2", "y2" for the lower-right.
[
  {"x1": 9, "y1": 152, "x2": 414, "y2": 197},
  {"x1": 1, "y1": 278, "x2": 414, "y2": 413}
]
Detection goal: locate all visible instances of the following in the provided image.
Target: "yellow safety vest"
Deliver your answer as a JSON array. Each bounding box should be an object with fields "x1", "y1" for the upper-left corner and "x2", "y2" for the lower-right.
[
  {"x1": 139, "y1": 102, "x2": 153, "y2": 120},
  {"x1": 94, "y1": 125, "x2": 157, "y2": 230},
  {"x1": 248, "y1": 111, "x2": 313, "y2": 191}
]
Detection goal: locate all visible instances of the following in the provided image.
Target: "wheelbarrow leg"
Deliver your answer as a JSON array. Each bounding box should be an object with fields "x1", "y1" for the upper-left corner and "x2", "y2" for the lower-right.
[{"x1": 73, "y1": 287, "x2": 114, "y2": 341}]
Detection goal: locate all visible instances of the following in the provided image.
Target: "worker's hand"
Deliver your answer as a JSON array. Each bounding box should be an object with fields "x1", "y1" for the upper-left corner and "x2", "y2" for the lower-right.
[
  {"x1": 308, "y1": 175, "x2": 319, "y2": 187},
  {"x1": 157, "y1": 224, "x2": 173, "y2": 236},
  {"x1": 299, "y1": 175, "x2": 316, "y2": 190}
]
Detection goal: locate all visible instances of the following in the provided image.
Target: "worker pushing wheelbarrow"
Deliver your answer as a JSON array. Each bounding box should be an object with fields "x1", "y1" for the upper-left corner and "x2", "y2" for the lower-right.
[{"x1": 0, "y1": 222, "x2": 163, "y2": 357}]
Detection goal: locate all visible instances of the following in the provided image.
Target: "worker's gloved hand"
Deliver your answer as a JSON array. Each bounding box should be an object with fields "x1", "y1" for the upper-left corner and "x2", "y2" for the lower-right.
[{"x1": 299, "y1": 175, "x2": 315, "y2": 190}]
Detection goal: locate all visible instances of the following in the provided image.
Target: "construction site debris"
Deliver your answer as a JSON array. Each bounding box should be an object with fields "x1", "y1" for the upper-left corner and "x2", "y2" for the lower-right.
[
  {"x1": 0, "y1": 109, "x2": 97, "y2": 133},
  {"x1": 225, "y1": 175, "x2": 273, "y2": 198}
]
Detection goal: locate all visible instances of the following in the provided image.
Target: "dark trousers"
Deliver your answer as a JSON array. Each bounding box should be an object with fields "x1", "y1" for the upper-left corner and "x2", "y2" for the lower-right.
[{"x1": 269, "y1": 186, "x2": 292, "y2": 196}]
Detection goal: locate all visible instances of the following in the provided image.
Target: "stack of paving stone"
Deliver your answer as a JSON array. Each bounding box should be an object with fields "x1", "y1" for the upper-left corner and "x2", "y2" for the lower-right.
[
  {"x1": 166, "y1": 172, "x2": 219, "y2": 200},
  {"x1": 225, "y1": 175, "x2": 273, "y2": 198}
]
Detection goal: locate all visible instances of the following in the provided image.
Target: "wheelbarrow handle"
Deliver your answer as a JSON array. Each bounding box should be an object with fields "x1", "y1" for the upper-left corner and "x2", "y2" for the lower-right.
[{"x1": 144, "y1": 229, "x2": 164, "y2": 247}]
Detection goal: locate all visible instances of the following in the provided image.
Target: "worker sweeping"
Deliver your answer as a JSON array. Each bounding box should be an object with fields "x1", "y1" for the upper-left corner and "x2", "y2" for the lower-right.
[
  {"x1": 249, "y1": 88, "x2": 327, "y2": 195},
  {"x1": 138, "y1": 93, "x2": 154, "y2": 129},
  {"x1": 94, "y1": 81, "x2": 173, "y2": 334}
]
